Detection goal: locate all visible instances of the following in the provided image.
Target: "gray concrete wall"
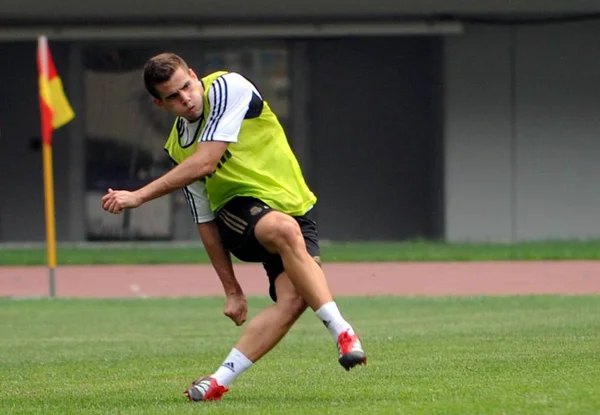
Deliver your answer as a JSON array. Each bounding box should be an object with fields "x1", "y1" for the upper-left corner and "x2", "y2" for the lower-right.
[
  {"x1": 444, "y1": 26, "x2": 514, "y2": 242},
  {"x1": 3, "y1": 19, "x2": 600, "y2": 243},
  {"x1": 514, "y1": 21, "x2": 600, "y2": 240},
  {"x1": 444, "y1": 20, "x2": 600, "y2": 241}
]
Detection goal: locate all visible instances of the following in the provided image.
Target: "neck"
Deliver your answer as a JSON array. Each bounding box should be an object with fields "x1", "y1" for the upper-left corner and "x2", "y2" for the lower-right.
[{"x1": 185, "y1": 114, "x2": 202, "y2": 123}]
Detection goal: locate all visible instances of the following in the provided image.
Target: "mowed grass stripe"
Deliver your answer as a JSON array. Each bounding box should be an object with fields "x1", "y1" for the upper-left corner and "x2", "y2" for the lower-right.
[{"x1": 3, "y1": 239, "x2": 600, "y2": 265}]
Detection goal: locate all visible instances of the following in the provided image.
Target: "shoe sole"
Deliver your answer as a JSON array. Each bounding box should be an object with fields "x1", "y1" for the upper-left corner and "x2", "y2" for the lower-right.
[
  {"x1": 185, "y1": 386, "x2": 221, "y2": 402},
  {"x1": 339, "y1": 352, "x2": 367, "y2": 371},
  {"x1": 184, "y1": 385, "x2": 226, "y2": 402}
]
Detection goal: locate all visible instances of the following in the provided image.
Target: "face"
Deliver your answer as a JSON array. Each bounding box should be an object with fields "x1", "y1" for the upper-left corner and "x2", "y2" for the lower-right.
[{"x1": 153, "y1": 67, "x2": 204, "y2": 122}]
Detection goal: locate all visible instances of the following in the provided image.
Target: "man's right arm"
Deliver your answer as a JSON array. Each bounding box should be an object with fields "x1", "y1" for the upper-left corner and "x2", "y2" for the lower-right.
[
  {"x1": 196, "y1": 220, "x2": 242, "y2": 296},
  {"x1": 183, "y1": 180, "x2": 247, "y2": 325},
  {"x1": 197, "y1": 220, "x2": 247, "y2": 326},
  {"x1": 181, "y1": 181, "x2": 240, "y2": 293}
]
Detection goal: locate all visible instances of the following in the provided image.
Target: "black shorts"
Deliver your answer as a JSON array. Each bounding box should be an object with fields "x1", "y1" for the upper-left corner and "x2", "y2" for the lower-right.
[{"x1": 214, "y1": 196, "x2": 320, "y2": 302}]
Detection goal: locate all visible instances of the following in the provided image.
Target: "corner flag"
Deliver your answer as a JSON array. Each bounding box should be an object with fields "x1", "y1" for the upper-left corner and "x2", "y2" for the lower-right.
[
  {"x1": 37, "y1": 36, "x2": 75, "y2": 144},
  {"x1": 36, "y1": 35, "x2": 75, "y2": 297}
]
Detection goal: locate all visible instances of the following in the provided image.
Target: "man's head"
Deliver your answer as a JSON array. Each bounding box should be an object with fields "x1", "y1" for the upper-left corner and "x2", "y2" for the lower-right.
[{"x1": 143, "y1": 53, "x2": 204, "y2": 122}]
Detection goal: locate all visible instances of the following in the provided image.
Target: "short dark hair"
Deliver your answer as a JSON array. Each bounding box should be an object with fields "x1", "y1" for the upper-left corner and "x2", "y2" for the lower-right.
[{"x1": 143, "y1": 53, "x2": 189, "y2": 99}]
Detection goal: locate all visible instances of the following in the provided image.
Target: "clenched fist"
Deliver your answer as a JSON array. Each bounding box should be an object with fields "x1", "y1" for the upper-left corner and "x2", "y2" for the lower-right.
[
  {"x1": 223, "y1": 293, "x2": 248, "y2": 326},
  {"x1": 101, "y1": 188, "x2": 143, "y2": 214}
]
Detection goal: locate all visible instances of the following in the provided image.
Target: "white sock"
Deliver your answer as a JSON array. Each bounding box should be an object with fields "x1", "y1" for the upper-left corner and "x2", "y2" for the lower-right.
[
  {"x1": 315, "y1": 301, "x2": 354, "y2": 341},
  {"x1": 211, "y1": 348, "x2": 253, "y2": 387}
]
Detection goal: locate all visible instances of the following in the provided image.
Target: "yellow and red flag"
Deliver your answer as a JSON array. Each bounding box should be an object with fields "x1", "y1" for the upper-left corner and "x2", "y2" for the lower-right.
[
  {"x1": 36, "y1": 35, "x2": 75, "y2": 296},
  {"x1": 37, "y1": 36, "x2": 75, "y2": 145}
]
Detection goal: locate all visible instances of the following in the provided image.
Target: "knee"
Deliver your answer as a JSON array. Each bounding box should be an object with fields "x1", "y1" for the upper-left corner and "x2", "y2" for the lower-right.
[{"x1": 269, "y1": 217, "x2": 304, "y2": 251}]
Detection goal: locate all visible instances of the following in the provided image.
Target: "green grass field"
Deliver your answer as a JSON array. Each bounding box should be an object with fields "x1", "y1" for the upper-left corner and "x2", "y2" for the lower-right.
[
  {"x1": 1, "y1": 296, "x2": 599, "y2": 414},
  {"x1": 3, "y1": 239, "x2": 600, "y2": 265}
]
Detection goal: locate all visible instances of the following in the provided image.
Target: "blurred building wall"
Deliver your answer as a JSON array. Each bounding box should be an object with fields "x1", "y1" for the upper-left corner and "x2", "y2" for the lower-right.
[
  {"x1": 1, "y1": 11, "x2": 600, "y2": 243},
  {"x1": 445, "y1": 21, "x2": 600, "y2": 242}
]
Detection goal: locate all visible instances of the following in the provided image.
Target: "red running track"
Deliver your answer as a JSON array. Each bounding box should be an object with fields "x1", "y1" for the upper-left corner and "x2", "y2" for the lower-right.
[{"x1": 1, "y1": 261, "x2": 600, "y2": 298}]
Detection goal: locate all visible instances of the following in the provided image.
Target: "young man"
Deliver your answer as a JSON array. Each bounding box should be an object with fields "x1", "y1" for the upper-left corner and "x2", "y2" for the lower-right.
[{"x1": 101, "y1": 53, "x2": 367, "y2": 402}]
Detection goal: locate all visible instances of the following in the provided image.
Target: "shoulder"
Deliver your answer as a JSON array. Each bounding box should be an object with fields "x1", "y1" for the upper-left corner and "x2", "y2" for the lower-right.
[{"x1": 206, "y1": 72, "x2": 259, "y2": 102}]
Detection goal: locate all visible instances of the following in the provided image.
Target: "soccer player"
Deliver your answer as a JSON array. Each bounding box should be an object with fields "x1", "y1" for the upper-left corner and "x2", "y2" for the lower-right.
[{"x1": 101, "y1": 52, "x2": 367, "y2": 401}]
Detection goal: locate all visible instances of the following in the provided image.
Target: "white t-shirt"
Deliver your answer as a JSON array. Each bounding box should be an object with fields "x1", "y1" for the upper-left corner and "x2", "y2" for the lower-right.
[{"x1": 177, "y1": 72, "x2": 260, "y2": 223}]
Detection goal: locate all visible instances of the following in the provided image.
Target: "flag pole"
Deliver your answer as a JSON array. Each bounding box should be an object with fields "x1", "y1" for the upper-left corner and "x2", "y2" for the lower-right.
[
  {"x1": 38, "y1": 35, "x2": 58, "y2": 297},
  {"x1": 43, "y1": 136, "x2": 57, "y2": 297}
]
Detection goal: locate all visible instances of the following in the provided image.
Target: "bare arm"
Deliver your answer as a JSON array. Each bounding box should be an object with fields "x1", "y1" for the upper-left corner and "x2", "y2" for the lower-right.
[
  {"x1": 197, "y1": 220, "x2": 248, "y2": 326},
  {"x1": 197, "y1": 220, "x2": 242, "y2": 296},
  {"x1": 101, "y1": 141, "x2": 229, "y2": 214},
  {"x1": 136, "y1": 141, "x2": 229, "y2": 204}
]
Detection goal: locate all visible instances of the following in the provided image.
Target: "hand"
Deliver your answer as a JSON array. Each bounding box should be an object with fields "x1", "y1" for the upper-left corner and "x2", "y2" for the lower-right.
[
  {"x1": 101, "y1": 188, "x2": 143, "y2": 214},
  {"x1": 223, "y1": 293, "x2": 247, "y2": 326}
]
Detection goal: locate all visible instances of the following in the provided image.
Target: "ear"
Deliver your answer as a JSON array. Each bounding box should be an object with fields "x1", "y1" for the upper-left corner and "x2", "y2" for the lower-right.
[
  {"x1": 152, "y1": 97, "x2": 165, "y2": 109},
  {"x1": 189, "y1": 68, "x2": 198, "y2": 80}
]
